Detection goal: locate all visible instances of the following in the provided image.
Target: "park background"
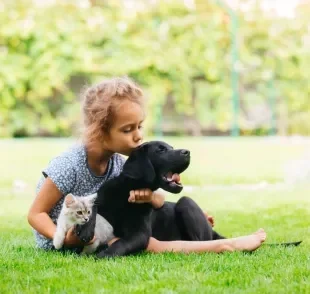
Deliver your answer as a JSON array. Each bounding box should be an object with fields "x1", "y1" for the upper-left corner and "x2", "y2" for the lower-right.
[
  {"x1": 1, "y1": 0, "x2": 310, "y2": 138},
  {"x1": 0, "y1": 1, "x2": 309, "y2": 293}
]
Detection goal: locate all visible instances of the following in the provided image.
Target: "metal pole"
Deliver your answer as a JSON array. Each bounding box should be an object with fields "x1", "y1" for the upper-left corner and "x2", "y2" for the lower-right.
[
  {"x1": 230, "y1": 11, "x2": 239, "y2": 136},
  {"x1": 155, "y1": 104, "x2": 163, "y2": 137},
  {"x1": 216, "y1": 0, "x2": 240, "y2": 136},
  {"x1": 268, "y1": 78, "x2": 277, "y2": 135}
]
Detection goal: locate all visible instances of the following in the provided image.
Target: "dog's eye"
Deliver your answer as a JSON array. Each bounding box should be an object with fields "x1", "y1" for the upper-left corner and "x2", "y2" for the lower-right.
[{"x1": 157, "y1": 146, "x2": 167, "y2": 153}]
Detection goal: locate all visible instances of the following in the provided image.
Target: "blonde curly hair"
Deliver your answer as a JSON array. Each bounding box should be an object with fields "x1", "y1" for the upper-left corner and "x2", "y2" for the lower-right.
[{"x1": 80, "y1": 77, "x2": 144, "y2": 145}]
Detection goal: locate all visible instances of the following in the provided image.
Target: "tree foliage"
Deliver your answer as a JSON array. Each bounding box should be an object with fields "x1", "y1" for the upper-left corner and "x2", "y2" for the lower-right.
[{"x1": 0, "y1": 0, "x2": 309, "y2": 137}]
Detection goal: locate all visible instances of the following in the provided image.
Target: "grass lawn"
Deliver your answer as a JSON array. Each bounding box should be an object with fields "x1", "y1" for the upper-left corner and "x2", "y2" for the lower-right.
[{"x1": 0, "y1": 137, "x2": 309, "y2": 293}]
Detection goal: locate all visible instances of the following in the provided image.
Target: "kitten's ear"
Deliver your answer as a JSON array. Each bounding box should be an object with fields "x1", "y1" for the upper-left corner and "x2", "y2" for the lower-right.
[
  {"x1": 85, "y1": 193, "x2": 97, "y2": 205},
  {"x1": 65, "y1": 194, "x2": 76, "y2": 208}
]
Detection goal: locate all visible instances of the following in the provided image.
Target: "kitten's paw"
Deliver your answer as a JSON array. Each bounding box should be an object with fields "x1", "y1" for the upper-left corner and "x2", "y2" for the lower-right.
[
  {"x1": 74, "y1": 224, "x2": 94, "y2": 243},
  {"x1": 53, "y1": 238, "x2": 63, "y2": 250}
]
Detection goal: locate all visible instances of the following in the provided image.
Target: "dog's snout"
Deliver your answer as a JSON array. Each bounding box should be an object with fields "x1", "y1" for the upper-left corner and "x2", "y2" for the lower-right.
[{"x1": 180, "y1": 149, "x2": 190, "y2": 156}]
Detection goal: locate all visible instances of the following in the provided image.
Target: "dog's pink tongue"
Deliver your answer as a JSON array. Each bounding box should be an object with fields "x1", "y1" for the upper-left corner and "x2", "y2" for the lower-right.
[
  {"x1": 167, "y1": 172, "x2": 181, "y2": 183},
  {"x1": 172, "y1": 173, "x2": 181, "y2": 183}
]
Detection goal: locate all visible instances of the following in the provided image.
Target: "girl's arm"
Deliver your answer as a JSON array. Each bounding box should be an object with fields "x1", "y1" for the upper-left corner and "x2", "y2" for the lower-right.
[
  {"x1": 27, "y1": 178, "x2": 92, "y2": 247},
  {"x1": 28, "y1": 178, "x2": 62, "y2": 240},
  {"x1": 151, "y1": 190, "x2": 165, "y2": 209}
]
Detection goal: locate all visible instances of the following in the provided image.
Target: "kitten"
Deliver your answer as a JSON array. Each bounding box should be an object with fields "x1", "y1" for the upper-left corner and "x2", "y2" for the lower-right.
[{"x1": 53, "y1": 193, "x2": 115, "y2": 254}]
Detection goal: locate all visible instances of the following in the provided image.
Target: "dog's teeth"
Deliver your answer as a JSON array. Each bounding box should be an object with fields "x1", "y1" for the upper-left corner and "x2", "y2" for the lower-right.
[{"x1": 166, "y1": 172, "x2": 173, "y2": 179}]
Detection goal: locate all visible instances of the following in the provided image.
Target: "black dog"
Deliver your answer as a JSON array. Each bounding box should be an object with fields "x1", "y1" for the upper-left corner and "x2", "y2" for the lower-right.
[{"x1": 75, "y1": 141, "x2": 225, "y2": 258}]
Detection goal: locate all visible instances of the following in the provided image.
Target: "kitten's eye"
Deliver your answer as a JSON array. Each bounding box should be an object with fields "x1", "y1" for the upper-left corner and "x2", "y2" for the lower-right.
[
  {"x1": 77, "y1": 211, "x2": 83, "y2": 215},
  {"x1": 87, "y1": 210, "x2": 90, "y2": 214}
]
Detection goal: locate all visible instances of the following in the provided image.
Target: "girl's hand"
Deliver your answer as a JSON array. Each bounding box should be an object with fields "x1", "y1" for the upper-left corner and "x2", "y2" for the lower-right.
[
  {"x1": 128, "y1": 189, "x2": 165, "y2": 209},
  {"x1": 204, "y1": 212, "x2": 215, "y2": 227},
  {"x1": 128, "y1": 189, "x2": 153, "y2": 203},
  {"x1": 63, "y1": 227, "x2": 96, "y2": 247}
]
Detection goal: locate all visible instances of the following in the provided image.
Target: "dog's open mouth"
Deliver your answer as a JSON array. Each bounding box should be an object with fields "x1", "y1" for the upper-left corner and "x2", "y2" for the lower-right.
[{"x1": 162, "y1": 172, "x2": 182, "y2": 188}]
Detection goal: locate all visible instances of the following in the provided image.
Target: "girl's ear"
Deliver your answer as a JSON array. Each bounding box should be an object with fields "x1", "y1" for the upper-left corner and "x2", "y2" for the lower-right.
[
  {"x1": 85, "y1": 193, "x2": 97, "y2": 205},
  {"x1": 65, "y1": 194, "x2": 76, "y2": 208}
]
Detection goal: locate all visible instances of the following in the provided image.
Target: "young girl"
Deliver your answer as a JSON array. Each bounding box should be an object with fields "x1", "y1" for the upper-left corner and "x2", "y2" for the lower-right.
[{"x1": 28, "y1": 77, "x2": 266, "y2": 254}]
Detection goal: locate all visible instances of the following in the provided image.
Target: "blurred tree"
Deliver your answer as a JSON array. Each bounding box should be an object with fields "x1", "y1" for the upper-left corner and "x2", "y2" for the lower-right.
[{"x1": 0, "y1": 0, "x2": 309, "y2": 137}]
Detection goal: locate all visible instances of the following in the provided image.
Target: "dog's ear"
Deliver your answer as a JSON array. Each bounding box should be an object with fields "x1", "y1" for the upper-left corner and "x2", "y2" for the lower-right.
[{"x1": 122, "y1": 145, "x2": 155, "y2": 183}]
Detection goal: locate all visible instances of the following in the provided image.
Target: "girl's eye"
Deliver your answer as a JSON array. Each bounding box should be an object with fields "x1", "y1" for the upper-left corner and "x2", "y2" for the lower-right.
[
  {"x1": 138, "y1": 125, "x2": 143, "y2": 130},
  {"x1": 77, "y1": 211, "x2": 83, "y2": 215},
  {"x1": 123, "y1": 128, "x2": 131, "y2": 133}
]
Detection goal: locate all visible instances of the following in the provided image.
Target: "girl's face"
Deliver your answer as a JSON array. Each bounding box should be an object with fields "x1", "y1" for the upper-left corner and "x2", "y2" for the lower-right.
[{"x1": 103, "y1": 100, "x2": 145, "y2": 156}]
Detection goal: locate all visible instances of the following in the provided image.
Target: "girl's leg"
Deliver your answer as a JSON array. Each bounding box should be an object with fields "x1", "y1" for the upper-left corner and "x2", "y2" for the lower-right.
[
  {"x1": 147, "y1": 229, "x2": 266, "y2": 254},
  {"x1": 175, "y1": 196, "x2": 225, "y2": 241}
]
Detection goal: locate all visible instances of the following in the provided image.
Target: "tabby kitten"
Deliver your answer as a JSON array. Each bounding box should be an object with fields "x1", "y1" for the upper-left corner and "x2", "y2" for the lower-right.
[{"x1": 53, "y1": 193, "x2": 115, "y2": 254}]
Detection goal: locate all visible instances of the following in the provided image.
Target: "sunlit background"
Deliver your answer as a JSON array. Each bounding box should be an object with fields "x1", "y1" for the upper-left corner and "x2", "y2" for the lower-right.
[
  {"x1": 1, "y1": 0, "x2": 310, "y2": 189},
  {"x1": 1, "y1": 0, "x2": 309, "y2": 138}
]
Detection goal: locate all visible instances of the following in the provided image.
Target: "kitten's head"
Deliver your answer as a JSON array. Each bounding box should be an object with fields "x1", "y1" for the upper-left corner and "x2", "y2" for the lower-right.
[{"x1": 63, "y1": 193, "x2": 97, "y2": 225}]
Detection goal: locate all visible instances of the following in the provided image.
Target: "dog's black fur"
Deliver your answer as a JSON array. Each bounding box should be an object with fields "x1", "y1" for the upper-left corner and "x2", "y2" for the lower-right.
[{"x1": 75, "y1": 141, "x2": 225, "y2": 258}]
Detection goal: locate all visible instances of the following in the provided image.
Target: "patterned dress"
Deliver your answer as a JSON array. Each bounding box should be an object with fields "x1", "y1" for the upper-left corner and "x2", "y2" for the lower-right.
[{"x1": 34, "y1": 144, "x2": 125, "y2": 250}]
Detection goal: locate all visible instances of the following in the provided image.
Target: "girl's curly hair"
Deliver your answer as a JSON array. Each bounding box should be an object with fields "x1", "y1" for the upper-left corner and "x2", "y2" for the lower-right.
[{"x1": 80, "y1": 77, "x2": 144, "y2": 145}]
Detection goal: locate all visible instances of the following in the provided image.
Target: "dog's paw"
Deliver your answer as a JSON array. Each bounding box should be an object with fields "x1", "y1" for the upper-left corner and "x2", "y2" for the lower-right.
[
  {"x1": 74, "y1": 224, "x2": 94, "y2": 243},
  {"x1": 96, "y1": 249, "x2": 113, "y2": 259}
]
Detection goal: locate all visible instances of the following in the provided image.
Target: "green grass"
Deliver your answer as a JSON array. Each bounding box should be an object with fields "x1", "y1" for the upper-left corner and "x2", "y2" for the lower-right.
[{"x1": 0, "y1": 137, "x2": 309, "y2": 293}]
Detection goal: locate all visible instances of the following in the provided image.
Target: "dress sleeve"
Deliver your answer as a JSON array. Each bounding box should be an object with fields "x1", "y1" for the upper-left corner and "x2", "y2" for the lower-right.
[
  {"x1": 116, "y1": 153, "x2": 126, "y2": 171},
  {"x1": 42, "y1": 156, "x2": 76, "y2": 195}
]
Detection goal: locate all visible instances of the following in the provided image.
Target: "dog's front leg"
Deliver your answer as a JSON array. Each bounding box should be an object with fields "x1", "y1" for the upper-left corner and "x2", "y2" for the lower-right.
[
  {"x1": 96, "y1": 231, "x2": 150, "y2": 258},
  {"x1": 74, "y1": 205, "x2": 97, "y2": 243}
]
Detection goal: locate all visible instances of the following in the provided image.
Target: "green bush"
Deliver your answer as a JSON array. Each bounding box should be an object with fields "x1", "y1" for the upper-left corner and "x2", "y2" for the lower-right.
[{"x1": 0, "y1": 0, "x2": 309, "y2": 137}]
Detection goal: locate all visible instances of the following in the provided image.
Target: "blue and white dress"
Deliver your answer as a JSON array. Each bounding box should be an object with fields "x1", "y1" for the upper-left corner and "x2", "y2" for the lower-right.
[{"x1": 34, "y1": 144, "x2": 125, "y2": 250}]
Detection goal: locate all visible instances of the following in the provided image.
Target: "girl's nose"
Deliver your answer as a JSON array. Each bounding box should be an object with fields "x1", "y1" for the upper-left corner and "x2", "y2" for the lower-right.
[{"x1": 134, "y1": 129, "x2": 143, "y2": 142}]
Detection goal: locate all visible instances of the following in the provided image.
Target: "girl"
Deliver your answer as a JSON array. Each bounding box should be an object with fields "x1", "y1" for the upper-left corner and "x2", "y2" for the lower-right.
[{"x1": 28, "y1": 77, "x2": 266, "y2": 254}]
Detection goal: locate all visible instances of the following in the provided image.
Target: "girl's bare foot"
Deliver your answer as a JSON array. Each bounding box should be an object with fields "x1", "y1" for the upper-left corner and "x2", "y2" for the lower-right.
[{"x1": 227, "y1": 229, "x2": 267, "y2": 252}]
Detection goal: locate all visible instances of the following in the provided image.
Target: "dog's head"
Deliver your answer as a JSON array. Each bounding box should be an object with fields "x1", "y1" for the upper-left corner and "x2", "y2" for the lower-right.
[{"x1": 122, "y1": 141, "x2": 190, "y2": 193}]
